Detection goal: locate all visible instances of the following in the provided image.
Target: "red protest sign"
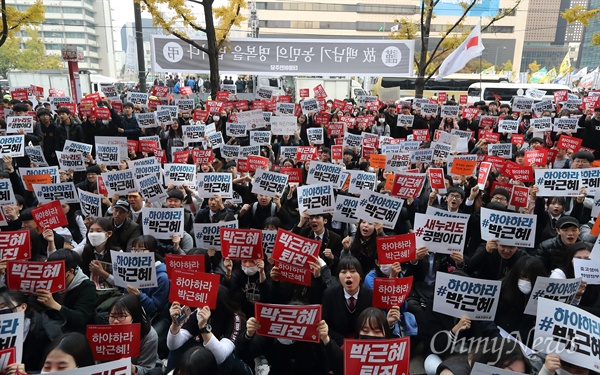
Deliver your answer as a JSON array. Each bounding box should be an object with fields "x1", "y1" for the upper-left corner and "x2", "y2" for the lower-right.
[
  {"x1": 554, "y1": 90, "x2": 568, "y2": 103},
  {"x1": 206, "y1": 100, "x2": 224, "y2": 114},
  {"x1": 111, "y1": 101, "x2": 123, "y2": 114},
  {"x1": 438, "y1": 92, "x2": 447, "y2": 103},
  {"x1": 331, "y1": 145, "x2": 343, "y2": 161},
  {"x1": 29, "y1": 85, "x2": 44, "y2": 97},
  {"x1": 391, "y1": 172, "x2": 426, "y2": 198},
  {"x1": 165, "y1": 254, "x2": 205, "y2": 278},
  {"x1": 491, "y1": 181, "x2": 514, "y2": 195},
  {"x1": 79, "y1": 106, "x2": 93, "y2": 117},
  {"x1": 152, "y1": 85, "x2": 169, "y2": 98},
  {"x1": 11, "y1": 89, "x2": 28, "y2": 101},
  {"x1": 80, "y1": 98, "x2": 96, "y2": 108},
  {"x1": 169, "y1": 269, "x2": 219, "y2": 309},
  {"x1": 328, "y1": 122, "x2": 345, "y2": 137},
  {"x1": 272, "y1": 229, "x2": 320, "y2": 270},
  {"x1": 179, "y1": 86, "x2": 192, "y2": 96},
  {"x1": 332, "y1": 99, "x2": 346, "y2": 110},
  {"x1": 248, "y1": 155, "x2": 269, "y2": 172},
  {"x1": 216, "y1": 91, "x2": 230, "y2": 102},
  {"x1": 428, "y1": 168, "x2": 446, "y2": 191},
  {"x1": 276, "y1": 95, "x2": 291, "y2": 103},
  {"x1": 557, "y1": 135, "x2": 582, "y2": 152},
  {"x1": 274, "y1": 260, "x2": 314, "y2": 285},
  {"x1": 220, "y1": 228, "x2": 263, "y2": 260},
  {"x1": 173, "y1": 150, "x2": 190, "y2": 164},
  {"x1": 313, "y1": 84, "x2": 327, "y2": 98},
  {"x1": 510, "y1": 185, "x2": 529, "y2": 208},
  {"x1": 6, "y1": 260, "x2": 65, "y2": 294},
  {"x1": 462, "y1": 107, "x2": 478, "y2": 119},
  {"x1": 237, "y1": 158, "x2": 248, "y2": 173},
  {"x1": 87, "y1": 323, "x2": 140, "y2": 361},
  {"x1": 192, "y1": 149, "x2": 213, "y2": 165},
  {"x1": 481, "y1": 131, "x2": 500, "y2": 144},
  {"x1": 0, "y1": 230, "x2": 30, "y2": 261},
  {"x1": 450, "y1": 158, "x2": 477, "y2": 176},
  {"x1": 0, "y1": 347, "x2": 16, "y2": 372},
  {"x1": 459, "y1": 95, "x2": 468, "y2": 105},
  {"x1": 524, "y1": 149, "x2": 548, "y2": 167},
  {"x1": 49, "y1": 88, "x2": 65, "y2": 97},
  {"x1": 477, "y1": 162, "x2": 493, "y2": 189},
  {"x1": 252, "y1": 100, "x2": 267, "y2": 110},
  {"x1": 154, "y1": 149, "x2": 167, "y2": 164},
  {"x1": 97, "y1": 175, "x2": 109, "y2": 196},
  {"x1": 139, "y1": 140, "x2": 158, "y2": 154},
  {"x1": 362, "y1": 134, "x2": 379, "y2": 149},
  {"x1": 93, "y1": 107, "x2": 111, "y2": 120},
  {"x1": 255, "y1": 303, "x2": 321, "y2": 343},
  {"x1": 511, "y1": 134, "x2": 525, "y2": 145},
  {"x1": 547, "y1": 149, "x2": 559, "y2": 164},
  {"x1": 314, "y1": 113, "x2": 329, "y2": 125},
  {"x1": 345, "y1": 337, "x2": 410, "y2": 375},
  {"x1": 299, "y1": 88, "x2": 310, "y2": 98},
  {"x1": 127, "y1": 140, "x2": 138, "y2": 153},
  {"x1": 484, "y1": 155, "x2": 506, "y2": 171},
  {"x1": 412, "y1": 129, "x2": 430, "y2": 142},
  {"x1": 505, "y1": 163, "x2": 534, "y2": 183},
  {"x1": 234, "y1": 101, "x2": 249, "y2": 111},
  {"x1": 295, "y1": 146, "x2": 318, "y2": 162},
  {"x1": 31, "y1": 200, "x2": 68, "y2": 230},
  {"x1": 376, "y1": 233, "x2": 416, "y2": 264},
  {"x1": 373, "y1": 277, "x2": 413, "y2": 309},
  {"x1": 86, "y1": 92, "x2": 101, "y2": 101},
  {"x1": 193, "y1": 110, "x2": 209, "y2": 123},
  {"x1": 279, "y1": 167, "x2": 303, "y2": 184},
  {"x1": 59, "y1": 103, "x2": 77, "y2": 115},
  {"x1": 361, "y1": 147, "x2": 376, "y2": 160}
]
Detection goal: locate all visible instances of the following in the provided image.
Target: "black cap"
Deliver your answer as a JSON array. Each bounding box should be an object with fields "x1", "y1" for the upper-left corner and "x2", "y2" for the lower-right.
[
  {"x1": 113, "y1": 198, "x2": 130, "y2": 212},
  {"x1": 20, "y1": 208, "x2": 33, "y2": 221},
  {"x1": 224, "y1": 161, "x2": 237, "y2": 170},
  {"x1": 86, "y1": 165, "x2": 101, "y2": 175},
  {"x1": 556, "y1": 216, "x2": 579, "y2": 229},
  {"x1": 167, "y1": 189, "x2": 184, "y2": 201}
]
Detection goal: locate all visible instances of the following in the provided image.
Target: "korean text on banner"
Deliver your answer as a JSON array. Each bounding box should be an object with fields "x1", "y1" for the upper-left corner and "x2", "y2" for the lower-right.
[
  {"x1": 344, "y1": 337, "x2": 410, "y2": 375},
  {"x1": 169, "y1": 269, "x2": 219, "y2": 309},
  {"x1": 480, "y1": 208, "x2": 537, "y2": 248},
  {"x1": 254, "y1": 303, "x2": 322, "y2": 343},
  {"x1": 110, "y1": 251, "x2": 158, "y2": 289},
  {"x1": 413, "y1": 213, "x2": 468, "y2": 254}
]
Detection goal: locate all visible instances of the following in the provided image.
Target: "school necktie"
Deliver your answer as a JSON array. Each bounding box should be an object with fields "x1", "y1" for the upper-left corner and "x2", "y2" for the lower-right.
[{"x1": 347, "y1": 296, "x2": 356, "y2": 312}]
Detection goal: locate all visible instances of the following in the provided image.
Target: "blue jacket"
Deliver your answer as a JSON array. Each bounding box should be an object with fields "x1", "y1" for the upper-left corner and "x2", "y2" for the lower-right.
[{"x1": 138, "y1": 262, "x2": 170, "y2": 317}]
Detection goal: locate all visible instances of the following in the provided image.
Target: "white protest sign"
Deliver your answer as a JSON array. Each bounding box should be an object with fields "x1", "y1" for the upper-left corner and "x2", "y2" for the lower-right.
[
  {"x1": 101, "y1": 85, "x2": 119, "y2": 99},
  {"x1": 25, "y1": 145, "x2": 48, "y2": 166},
  {"x1": 0, "y1": 312, "x2": 24, "y2": 362},
  {"x1": 141, "y1": 207, "x2": 184, "y2": 240},
  {"x1": 413, "y1": 213, "x2": 468, "y2": 254},
  {"x1": 226, "y1": 123, "x2": 247, "y2": 137},
  {"x1": 196, "y1": 173, "x2": 233, "y2": 198},
  {"x1": 440, "y1": 105, "x2": 459, "y2": 118},
  {"x1": 182, "y1": 124, "x2": 205, "y2": 144},
  {"x1": 480, "y1": 208, "x2": 537, "y2": 247},
  {"x1": 155, "y1": 109, "x2": 174, "y2": 126},
  {"x1": 240, "y1": 145, "x2": 260, "y2": 158},
  {"x1": 56, "y1": 151, "x2": 86, "y2": 172},
  {"x1": 33, "y1": 182, "x2": 79, "y2": 204},
  {"x1": 431, "y1": 142, "x2": 453, "y2": 161},
  {"x1": 357, "y1": 95, "x2": 378, "y2": 107},
  {"x1": 175, "y1": 99, "x2": 194, "y2": 112},
  {"x1": 343, "y1": 133, "x2": 362, "y2": 148},
  {"x1": 533, "y1": 100, "x2": 554, "y2": 117},
  {"x1": 397, "y1": 115, "x2": 414, "y2": 127},
  {"x1": 101, "y1": 169, "x2": 138, "y2": 195},
  {"x1": 529, "y1": 117, "x2": 552, "y2": 132},
  {"x1": 525, "y1": 88, "x2": 546, "y2": 99},
  {"x1": 193, "y1": 220, "x2": 238, "y2": 250},
  {"x1": 488, "y1": 143, "x2": 513, "y2": 159},
  {"x1": 270, "y1": 116, "x2": 297, "y2": 135},
  {"x1": 78, "y1": 189, "x2": 102, "y2": 217},
  {"x1": 301, "y1": 98, "x2": 319, "y2": 114},
  {"x1": 252, "y1": 169, "x2": 288, "y2": 198},
  {"x1": 49, "y1": 358, "x2": 132, "y2": 375},
  {"x1": 207, "y1": 131, "x2": 224, "y2": 149},
  {"x1": 533, "y1": 299, "x2": 600, "y2": 372},
  {"x1": 348, "y1": 170, "x2": 377, "y2": 194},
  {"x1": 410, "y1": 149, "x2": 434, "y2": 164},
  {"x1": 262, "y1": 229, "x2": 277, "y2": 257},
  {"x1": 138, "y1": 174, "x2": 167, "y2": 203},
  {"x1": 6, "y1": 116, "x2": 34, "y2": 134},
  {"x1": 111, "y1": 250, "x2": 157, "y2": 288},
  {"x1": 95, "y1": 136, "x2": 128, "y2": 159},
  {"x1": 573, "y1": 258, "x2": 600, "y2": 284},
  {"x1": 255, "y1": 87, "x2": 275, "y2": 100},
  {"x1": 164, "y1": 163, "x2": 196, "y2": 186},
  {"x1": 276, "y1": 103, "x2": 295, "y2": 115},
  {"x1": 221, "y1": 145, "x2": 240, "y2": 159},
  {"x1": 498, "y1": 120, "x2": 519, "y2": 133},
  {"x1": 96, "y1": 144, "x2": 121, "y2": 166},
  {"x1": 129, "y1": 157, "x2": 162, "y2": 179},
  {"x1": 0, "y1": 135, "x2": 25, "y2": 157},
  {"x1": 126, "y1": 92, "x2": 149, "y2": 106},
  {"x1": 385, "y1": 152, "x2": 411, "y2": 172},
  {"x1": 412, "y1": 98, "x2": 429, "y2": 109},
  {"x1": 0, "y1": 180, "x2": 16, "y2": 206},
  {"x1": 20, "y1": 166, "x2": 59, "y2": 185},
  {"x1": 235, "y1": 110, "x2": 264, "y2": 128},
  {"x1": 579, "y1": 167, "x2": 600, "y2": 195},
  {"x1": 63, "y1": 140, "x2": 93, "y2": 155},
  {"x1": 332, "y1": 195, "x2": 361, "y2": 225},
  {"x1": 250, "y1": 130, "x2": 271, "y2": 146},
  {"x1": 512, "y1": 97, "x2": 534, "y2": 111},
  {"x1": 524, "y1": 277, "x2": 582, "y2": 315},
  {"x1": 553, "y1": 118, "x2": 578, "y2": 132},
  {"x1": 378, "y1": 87, "x2": 401, "y2": 102},
  {"x1": 306, "y1": 127, "x2": 324, "y2": 145},
  {"x1": 433, "y1": 272, "x2": 501, "y2": 321},
  {"x1": 136, "y1": 112, "x2": 158, "y2": 128},
  {"x1": 534, "y1": 169, "x2": 582, "y2": 197},
  {"x1": 421, "y1": 103, "x2": 438, "y2": 116},
  {"x1": 306, "y1": 161, "x2": 345, "y2": 189},
  {"x1": 297, "y1": 183, "x2": 335, "y2": 215},
  {"x1": 49, "y1": 96, "x2": 73, "y2": 111},
  {"x1": 356, "y1": 190, "x2": 404, "y2": 229}
]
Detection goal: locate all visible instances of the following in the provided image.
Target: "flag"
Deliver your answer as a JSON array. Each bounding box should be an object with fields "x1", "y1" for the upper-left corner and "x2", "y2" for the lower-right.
[
  {"x1": 378, "y1": 25, "x2": 385, "y2": 32},
  {"x1": 573, "y1": 67, "x2": 588, "y2": 80},
  {"x1": 481, "y1": 66, "x2": 495, "y2": 75},
  {"x1": 579, "y1": 68, "x2": 598, "y2": 88},
  {"x1": 391, "y1": 24, "x2": 399, "y2": 32},
  {"x1": 436, "y1": 21, "x2": 485, "y2": 81},
  {"x1": 559, "y1": 52, "x2": 571, "y2": 76},
  {"x1": 539, "y1": 68, "x2": 556, "y2": 83}
]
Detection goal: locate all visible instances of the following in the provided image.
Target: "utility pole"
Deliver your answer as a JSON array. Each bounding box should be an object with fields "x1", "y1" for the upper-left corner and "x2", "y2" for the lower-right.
[{"x1": 133, "y1": 0, "x2": 147, "y2": 92}]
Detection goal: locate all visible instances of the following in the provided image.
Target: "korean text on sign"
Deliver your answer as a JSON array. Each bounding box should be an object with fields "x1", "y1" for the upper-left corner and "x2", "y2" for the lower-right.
[
  {"x1": 344, "y1": 337, "x2": 410, "y2": 375},
  {"x1": 169, "y1": 269, "x2": 219, "y2": 309},
  {"x1": 356, "y1": 191, "x2": 404, "y2": 229},
  {"x1": 220, "y1": 228, "x2": 263, "y2": 260},
  {"x1": 372, "y1": 277, "x2": 413, "y2": 309},
  {"x1": 271, "y1": 229, "x2": 320, "y2": 270},
  {"x1": 110, "y1": 251, "x2": 158, "y2": 289},
  {"x1": 413, "y1": 213, "x2": 468, "y2": 254},
  {"x1": 86, "y1": 323, "x2": 141, "y2": 361},
  {"x1": 255, "y1": 303, "x2": 321, "y2": 343},
  {"x1": 6, "y1": 260, "x2": 65, "y2": 294},
  {"x1": 480, "y1": 208, "x2": 537, "y2": 248}
]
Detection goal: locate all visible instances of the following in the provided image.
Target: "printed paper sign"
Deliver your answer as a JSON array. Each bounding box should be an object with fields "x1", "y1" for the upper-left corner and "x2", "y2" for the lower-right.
[
  {"x1": 301, "y1": 98, "x2": 319, "y2": 114},
  {"x1": 306, "y1": 128, "x2": 324, "y2": 145},
  {"x1": 535, "y1": 169, "x2": 581, "y2": 197},
  {"x1": 78, "y1": 189, "x2": 102, "y2": 218},
  {"x1": 130, "y1": 157, "x2": 162, "y2": 179},
  {"x1": 524, "y1": 277, "x2": 581, "y2": 315},
  {"x1": 488, "y1": 143, "x2": 513, "y2": 159},
  {"x1": 332, "y1": 195, "x2": 361, "y2": 224},
  {"x1": 56, "y1": 151, "x2": 86, "y2": 172},
  {"x1": 31, "y1": 200, "x2": 68, "y2": 230},
  {"x1": 48, "y1": 358, "x2": 131, "y2": 375},
  {"x1": 141, "y1": 207, "x2": 184, "y2": 240},
  {"x1": 87, "y1": 323, "x2": 140, "y2": 361},
  {"x1": 433, "y1": 272, "x2": 501, "y2": 320},
  {"x1": 512, "y1": 97, "x2": 534, "y2": 111},
  {"x1": 169, "y1": 269, "x2": 219, "y2": 309},
  {"x1": 165, "y1": 254, "x2": 205, "y2": 278},
  {"x1": 271, "y1": 228, "x2": 321, "y2": 271},
  {"x1": 101, "y1": 169, "x2": 138, "y2": 195},
  {"x1": 391, "y1": 172, "x2": 426, "y2": 198},
  {"x1": 255, "y1": 303, "x2": 321, "y2": 343},
  {"x1": 7, "y1": 260, "x2": 65, "y2": 294},
  {"x1": 111, "y1": 250, "x2": 158, "y2": 289},
  {"x1": 252, "y1": 169, "x2": 288, "y2": 198},
  {"x1": 95, "y1": 136, "x2": 128, "y2": 159},
  {"x1": 525, "y1": 88, "x2": 546, "y2": 99},
  {"x1": 250, "y1": 130, "x2": 271, "y2": 146},
  {"x1": 440, "y1": 106, "x2": 459, "y2": 118},
  {"x1": 297, "y1": 183, "x2": 335, "y2": 215},
  {"x1": 356, "y1": 191, "x2": 404, "y2": 229},
  {"x1": 510, "y1": 185, "x2": 530, "y2": 208},
  {"x1": 25, "y1": 145, "x2": 48, "y2": 166},
  {"x1": 348, "y1": 170, "x2": 377, "y2": 194},
  {"x1": 0, "y1": 347, "x2": 16, "y2": 374},
  {"x1": 580, "y1": 168, "x2": 600, "y2": 195},
  {"x1": 429, "y1": 168, "x2": 447, "y2": 194},
  {"x1": 0, "y1": 230, "x2": 30, "y2": 261},
  {"x1": 306, "y1": 161, "x2": 345, "y2": 189},
  {"x1": 376, "y1": 233, "x2": 416, "y2": 264},
  {"x1": 136, "y1": 112, "x2": 158, "y2": 128},
  {"x1": 0, "y1": 180, "x2": 15, "y2": 206},
  {"x1": 221, "y1": 228, "x2": 263, "y2": 260},
  {"x1": 6, "y1": 116, "x2": 33, "y2": 133},
  {"x1": 530, "y1": 117, "x2": 552, "y2": 132},
  {"x1": 533, "y1": 299, "x2": 600, "y2": 372},
  {"x1": 33, "y1": 182, "x2": 79, "y2": 204},
  {"x1": 62, "y1": 140, "x2": 93, "y2": 156},
  {"x1": 498, "y1": 120, "x2": 519, "y2": 133},
  {"x1": 372, "y1": 277, "x2": 413, "y2": 309},
  {"x1": 471, "y1": 363, "x2": 525, "y2": 375},
  {"x1": 270, "y1": 117, "x2": 297, "y2": 136},
  {"x1": 196, "y1": 173, "x2": 233, "y2": 199},
  {"x1": 344, "y1": 338, "x2": 410, "y2": 375},
  {"x1": 410, "y1": 148, "x2": 434, "y2": 164},
  {"x1": 164, "y1": 163, "x2": 196, "y2": 186},
  {"x1": 480, "y1": 208, "x2": 537, "y2": 247},
  {"x1": 193, "y1": 220, "x2": 238, "y2": 250},
  {"x1": 557, "y1": 135, "x2": 582, "y2": 152},
  {"x1": 126, "y1": 92, "x2": 149, "y2": 106},
  {"x1": 0, "y1": 135, "x2": 25, "y2": 157},
  {"x1": 573, "y1": 258, "x2": 600, "y2": 284},
  {"x1": 136, "y1": 174, "x2": 166, "y2": 204},
  {"x1": 553, "y1": 118, "x2": 578, "y2": 132},
  {"x1": 413, "y1": 213, "x2": 468, "y2": 254},
  {"x1": 279, "y1": 167, "x2": 302, "y2": 184},
  {"x1": 0, "y1": 312, "x2": 23, "y2": 362}
]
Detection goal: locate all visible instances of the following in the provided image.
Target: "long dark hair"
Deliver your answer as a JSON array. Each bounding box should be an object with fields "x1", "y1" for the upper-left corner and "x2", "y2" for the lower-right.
[
  {"x1": 109, "y1": 294, "x2": 151, "y2": 338},
  {"x1": 64, "y1": 204, "x2": 83, "y2": 244},
  {"x1": 42, "y1": 333, "x2": 95, "y2": 369},
  {"x1": 173, "y1": 346, "x2": 219, "y2": 375},
  {"x1": 498, "y1": 256, "x2": 547, "y2": 313},
  {"x1": 558, "y1": 242, "x2": 589, "y2": 278},
  {"x1": 469, "y1": 337, "x2": 532, "y2": 372},
  {"x1": 354, "y1": 307, "x2": 392, "y2": 338},
  {"x1": 0, "y1": 290, "x2": 32, "y2": 319},
  {"x1": 349, "y1": 220, "x2": 379, "y2": 272},
  {"x1": 210, "y1": 284, "x2": 245, "y2": 340},
  {"x1": 130, "y1": 235, "x2": 164, "y2": 262}
]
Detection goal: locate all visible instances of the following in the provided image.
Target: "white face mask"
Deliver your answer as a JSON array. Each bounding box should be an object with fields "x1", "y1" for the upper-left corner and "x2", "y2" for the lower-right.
[
  {"x1": 277, "y1": 338, "x2": 294, "y2": 345},
  {"x1": 213, "y1": 115, "x2": 220, "y2": 121},
  {"x1": 378, "y1": 118, "x2": 385, "y2": 123},
  {"x1": 102, "y1": 120, "x2": 110, "y2": 125},
  {"x1": 518, "y1": 279, "x2": 532, "y2": 295},
  {"x1": 242, "y1": 266, "x2": 259, "y2": 276},
  {"x1": 379, "y1": 265, "x2": 392, "y2": 276},
  {"x1": 88, "y1": 232, "x2": 107, "y2": 247}
]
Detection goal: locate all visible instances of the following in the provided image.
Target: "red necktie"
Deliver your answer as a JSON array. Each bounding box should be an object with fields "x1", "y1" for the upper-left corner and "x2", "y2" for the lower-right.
[{"x1": 347, "y1": 296, "x2": 356, "y2": 312}]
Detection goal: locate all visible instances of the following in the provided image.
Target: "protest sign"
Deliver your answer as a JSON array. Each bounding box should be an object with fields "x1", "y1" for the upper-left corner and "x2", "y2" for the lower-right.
[
  {"x1": 78, "y1": 189, "x2": 102, "y2": 218},
  {"x1": 130, "y1": 157, "x2": 162, "y2": 179},
  {"x1": 31, "y1": 200, "x2": 68, "y2": 230},
  {"x1": 524, "y1": 277, "x2": 582, "y2": 315},
  {"x1": 56, "y1": 151, "x2": 86, "y2": 172},
  {"x1": 580, "y1": 168, "x2": 600, "y2": 195},
  {"x1": 301, "y1": 98, "x2": 319, "y2": 114},
  {"x1": 525, "y1": 88, "x2": 546, "y2": 99},
  {"x1": 169, "y1": 269, "x2": 219, "y2": 309},
  {"x1": 110, "y1": 250, "x2": 157, "y2": 289},
  {"x1": 274, "y1": 261, "x2": 313, "y2": 286},
  {"x1": 573, "y1": 258, "x2": 600, "y2": 284},
  {"x1": 193, "y1": 220, "x2": 238, "y2": 250},
  {"x1": 101, "y1": 169, "x2": 138, "y2": 195},
  {"x1": 46, "y1": 358, "x2": 131, "y2": 375},
  {"x1": 22, "y1": 174, "x2": 51, "y2": 192},
  {"x1": 557, "y1": 135, "x2": 582, "y2": 153},
  {"x1": 33, "y1": 182, "x2": 78, "y2": 204},
  {"x1": 376, "y1": 233, "x2": 416, "y2": 264},
  {"x1": 276, "y1": 102, "x2": 295, "y2": 115},
  {"x1": 270, "y1": 117, "x2": 298, "y2": 136},
  {"x1": 410, "y1": 148, "x2": 434, "y2": 164},
  {"x1": 25, "y1": 145, "x2": 48, "y2": 166},
  {"x1": 87, "y1": 323, "x2": 140, "y2": 361},
  {"x1": 373, "y1": 277, "x2": 413, "y2": 309},
  {"x1": 196, "y1": 173, "x2": 233, "y2": 199},
  {"x1": 7, "y1": 260, "x2": 65, "y2": 294},
  {"x1": 126, "y1": 92, "x2": 149, "y2": 106},
  {"x1": 344, "y1": 337, "x2": 410, "y2": 375},
  {"x1": 370, "y1": 154, "x2": 387, "y2": 169},
  {"x1": 0, "y1": 312, "x2": 23, "y2": 362},
  {"x1": 533, "y1": 299, "x2": 600, "y2": 372},
  {"x1": 0, "y1": 347, "x2": 16, "y2": 374},
  {"x1": 530, "y1": 117, "x2": 552, "y2": 132},
  {"x1": 6, "y1": 116, "x2": 33, "y2": 134},
  {"x1": 512, "y1": 97, "x2": 534, "y2": 111},
  {"x1": 192, "y1": 149, "x2": 213, "y2": 165},
  {"x1": 247, "y1": 155, "x2": 269, "y2": 171},
  {"x1": 343, "y1": 132, "x2": 363, "y2": 148},
  {"x1": 525, "y1": 149, "x2": 549, "y2": 167},
  {"x1": 0, "y1": 230, "x2": 30, "y2": 261},
  {"x1": 271, "y1": 229, "x2": 320, "y2": 271},
  {"x1": 95, "y1": 136, "x2": 128, "y2": 159},
  {"x1": 279, "y1": 167, "x2": 302, "y2": 184},
  {"x1": 262, "y1": 230, "x2": 277, "y2": 258},
  {"x1": 0, "y1": 135, "x2": 24, "y2": 157},
  {"x1": 429, "y1": 168, "x2": 447, "y2": 194},
  {"x1": 207, "y1": 132, "x2": 225, "y2": 149},
  {"x1": 348, "y1": 170, "x2": 377, "y2": 194},
  {"x1": 255, "y1": 303, "x2": 321, "y2": 343},
  {"x1": 535, "y1": 169, "x2": 582, "y2": 197},
  {"x1": 136, "y1": 112, "x2": 158, "y2": 129},
  {"x1": 498, "y1": 120, "x2": 519, "y2": 133},
  {"x1": 297, "y1": 183, "x2": 335, "y2": 215},
  {"x1": 480, "y1": 208, "x2": 537, "y2": 247},
  {"x1": 96, "y1": 144, "x2": 121, "y2": 166},
  {"x1": 471, "y1": 363, "x2": 525, "y2": 375},
  {"x1": 226, "y1": 122, "x2": 247, "y2": 138},
  {"x1": 332, "y1": 195, "x2": 361, "y2": 225},
  {"x1": 391, "y1": 172, "x2": 426, "y2": 198},
  {"x1": 220, "y1": 228, "x2": 263, "y2": 260},
  {"x1": 306, "y1": 127, "x2": 324, "y2": 145},
  {"x1": 440, "y1": 105, "x2": 459, "y2": 118},
  {"x1": 165, "y1": 254, "x2": 205, "y2": 278},
  {"x1": 0, "y1": 180, "x2": 15, "y2": 206},
  {"x1": 249, "y1": 130, "x2": 271, "y2": 147},
  {"x1": 164, "y1": 164, "x2": 196, "y2": 186},
  {"x1": 450, "y1": 158, "x2": 478, "y2": 176},
  {"x1": 488, "y1": 143, "x2": 513, "y2": 159},
  {"x1": 433, "y1": 272, "x2": 501, "y2": 320},
  {"x1": 252, "y1": 169, "x2": 288, "y2": 198},
  {"x1": 356, "y1": 191, "x2": 404, "y2": 229},
  {"x1": 306, "y1": 161, "x2": 345, "y2": 189},
  {"x1": 413, "y1": 213, "x2": 468, "y2": 254},
  {"x1": 141, "y1": 207, "x2": 184, "y2": 240},
  {"x1": 510, "y1": 185, "x2": 530, "y2": 209},
  {"x1": 295, "y1": 146, "x2": 318, "y2": 162}
]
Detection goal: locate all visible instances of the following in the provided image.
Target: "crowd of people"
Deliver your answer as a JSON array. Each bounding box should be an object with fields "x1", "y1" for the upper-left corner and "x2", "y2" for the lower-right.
[{"x1": 0, "y1": 82, "x2": 598, "y2": 375}]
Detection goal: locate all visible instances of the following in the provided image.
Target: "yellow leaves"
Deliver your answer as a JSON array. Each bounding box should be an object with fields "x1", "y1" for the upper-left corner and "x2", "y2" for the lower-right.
[
  {"x1": 529, "y1": 60, "x2": 540, "y2": 74},
  {"x1": 214, "y1": 0, "x2": 247, "y2": 46},
  {"x1": 591, "y1": 33, "x2": 600, "y2": 46},
  {"x1": 3, "y1": 1, "x2": 45, "y2": 37},
  {"x1": 561, "y1": 5, "x2": 600, "y2": 26},
  {"x1": 389, "y1": 18, "x2": 419, "y2": 40}
]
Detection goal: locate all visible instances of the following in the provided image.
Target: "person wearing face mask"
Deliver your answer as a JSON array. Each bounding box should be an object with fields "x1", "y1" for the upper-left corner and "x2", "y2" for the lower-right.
[
  {"x1": 222, "y1": 258, "x2": 269, "y2": 319},
  {"x1": 493, "y1": 256, "x2": 548, "y2": 347},
  {"x1": 371, "y1": 114, "x2": 390, "y2": 137},
  {"x1": 81, "y1": 217, "x2": 119, "y2": 290}
]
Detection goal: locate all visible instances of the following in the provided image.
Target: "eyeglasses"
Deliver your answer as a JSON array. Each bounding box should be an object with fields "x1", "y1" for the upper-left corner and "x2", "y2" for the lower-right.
[
  {"x1": 130, "y1": 248, "x2": 147, "y2": 253},
  {"x1": 447, "y1": 194, "x2": 463, "y2": 200},
  {"x1": 108, "y1": 315, "x2": 129, "y2": 322},
  {"x1": 492, "y1": 196, "x2": 508, "y2": 202}
]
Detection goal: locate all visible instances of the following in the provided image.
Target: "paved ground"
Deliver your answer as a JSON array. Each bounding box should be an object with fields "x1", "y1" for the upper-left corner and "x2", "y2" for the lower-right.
[{"x1": 410, "y1": 355, "x2": 426, "y2": 375}]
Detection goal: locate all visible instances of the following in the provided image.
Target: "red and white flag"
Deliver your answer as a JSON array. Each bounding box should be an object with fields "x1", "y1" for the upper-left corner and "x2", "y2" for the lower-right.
[{"x1": 436, "y1": 21, "x2": 485, "y2": 81}]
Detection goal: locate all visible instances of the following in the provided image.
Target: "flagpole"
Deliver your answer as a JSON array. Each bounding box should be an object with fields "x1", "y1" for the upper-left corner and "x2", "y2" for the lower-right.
[{"x1": 479, "y1": 17, "x2": 482, "y2": 90}]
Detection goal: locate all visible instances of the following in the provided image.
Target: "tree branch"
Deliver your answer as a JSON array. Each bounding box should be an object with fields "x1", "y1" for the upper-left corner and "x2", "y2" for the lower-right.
[
  {"x1": 0, "y1": 0, "x2": 7, "y2": 48},
  {"x1": 181, "y1": 12, "x2": 205, "y2": 33},
  {"x1": 171, "y1": 29, "x2": 207, "y2": 54},
  {"x1": 216, "y1": 3, "x2": 242, "y2": 49},
  {"x1": 482, "y1": 0, "x2": 523, "y2": 31}
]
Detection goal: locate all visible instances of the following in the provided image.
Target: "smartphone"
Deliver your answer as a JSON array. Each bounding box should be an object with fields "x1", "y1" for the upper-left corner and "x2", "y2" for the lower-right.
[{"x1": 176, "y1": 306, "x2": 192, "y2": 326}]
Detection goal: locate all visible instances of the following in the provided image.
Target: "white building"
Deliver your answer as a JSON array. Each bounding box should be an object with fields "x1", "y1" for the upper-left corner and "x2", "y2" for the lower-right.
[{"x1": 9, "y1": 0, "x2": 117, "y2": 78}]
